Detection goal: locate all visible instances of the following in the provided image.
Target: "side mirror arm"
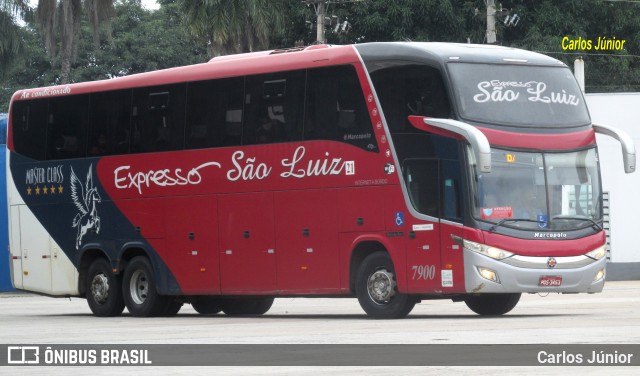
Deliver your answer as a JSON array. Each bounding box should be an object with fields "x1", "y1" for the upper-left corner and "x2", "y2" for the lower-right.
[
  {"x1": 408, "y1": 116, "x2": 492, "y2": 173},
  {"x1": 593, "y1": 123, "x2": 636, "y2": 174}
]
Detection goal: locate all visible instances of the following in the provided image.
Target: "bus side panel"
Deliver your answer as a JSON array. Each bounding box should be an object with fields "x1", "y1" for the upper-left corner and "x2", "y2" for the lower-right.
[
  {"x1": 12, "y1": 204, "x2": 77, "y2": 295},
  {"x1": 274, "y1": 189, "x2": 340, "y2": 293},
  {"x1": 219, "y1": 192, "x2": 277, "y2": 294},
  {"x1": 164, "y1": 195, "x2": 220, "y2": 294},
  {"x1": 49, "y1": 235, "x2": 78, "y2": 295},
  {"x1": 9, "y1": 205, "x2": 23, "y2": 289},
  {"x1": 17, "y1": 205, "x2": 52, "y2": 294},
  {"x1": 338, "y1": 186, "x2": 385, "y2": 233}
]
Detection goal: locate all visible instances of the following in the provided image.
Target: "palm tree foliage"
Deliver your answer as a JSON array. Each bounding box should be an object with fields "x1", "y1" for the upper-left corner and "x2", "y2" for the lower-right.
[
  {"x1": 35, "y1": 0, "x2": 114, "y2": 83},
  {"x1": 179, "y1": 0, "x2": 286, "y2": 57},
  {"x1": 0, "y1": 0, "x2": 28, "y2": 79}
]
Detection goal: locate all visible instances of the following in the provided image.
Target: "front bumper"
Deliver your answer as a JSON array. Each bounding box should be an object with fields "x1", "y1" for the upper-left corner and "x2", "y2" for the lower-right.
[{"x1": 463, "y1": 248, "x2": 606, "y2": 294}]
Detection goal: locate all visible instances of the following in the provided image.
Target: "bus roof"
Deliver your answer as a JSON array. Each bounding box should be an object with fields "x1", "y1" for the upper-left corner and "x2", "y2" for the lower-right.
[
  {"x1": 355, "y1": 42, "x2": 566, "y2": 68},
  {"x1": 10, "y1": 42, "x2": 564, "y2": 103}
]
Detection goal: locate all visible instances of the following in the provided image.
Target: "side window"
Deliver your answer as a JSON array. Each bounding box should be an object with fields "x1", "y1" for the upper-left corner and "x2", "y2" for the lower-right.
[
  {"x1": 399, "y1": 135, "x2": 463, "y2": 222},
  {"x1": 404, "y1": 159, "x2": 440, "y2": 217},
  {"x1": 12, "y1": 99, "x2": 48, "y2": 160},
  {"x1": 186, "y1": 77, "x2": 244, "y2": 149},
  {"x1": 369, "y1": 63, "x2": 450, "y2": 133},
  {"x1": 441, "y1": 159, "x2": 463, "y2": 222},
  {"x1": 131, "y1": 84, "x2": 186, "y2": 153},
  {"x1": 89, "y1": 89, "x2": 132, "y2": 156},
  {"x1": 47, "y1": 95, "x2": 89, "y2": 159},
  {"x1": 243, "y1": 70, "x2": 305, "y2": 145},
  {"x1": 305, "y1": 65, "x2": 378, "y2": 152}
]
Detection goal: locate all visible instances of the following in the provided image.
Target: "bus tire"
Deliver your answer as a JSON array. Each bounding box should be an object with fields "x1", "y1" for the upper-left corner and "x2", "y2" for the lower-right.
[
  {"x1": 221, "y1": 297, "x2": 274, "y2": 316},
  {"x1": 163, "y1": 299, "x2": 183, "y2": 316},
  {"x1": 122, "y1": 256, "x2": 169, "y2": 317},
  {"x1": 191, "y1": 297, "x2": 222, "y2": 315},
  {"x1": 464, "y1": 293, "x2": 521, "y2": 315},
  {"x1": 355, "y1": 252, "x2": 416, "y2": 319},
  {"x1": 86, "y1": 258, "x2": 125, "y2": 317}
]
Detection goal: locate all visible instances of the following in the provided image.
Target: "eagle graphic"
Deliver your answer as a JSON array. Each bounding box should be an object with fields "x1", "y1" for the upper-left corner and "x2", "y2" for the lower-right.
[{"x1": 71, "y1": 164, "x2": 102, "y2": 250}]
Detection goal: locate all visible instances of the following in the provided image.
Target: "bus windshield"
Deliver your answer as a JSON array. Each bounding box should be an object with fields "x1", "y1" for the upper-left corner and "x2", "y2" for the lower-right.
[
  {"x1": 448, "y1": 63, "x2": 590, "y2": 128},
  {"x1": 472, "y1": 148, "x2": 602, "y2": 231}
]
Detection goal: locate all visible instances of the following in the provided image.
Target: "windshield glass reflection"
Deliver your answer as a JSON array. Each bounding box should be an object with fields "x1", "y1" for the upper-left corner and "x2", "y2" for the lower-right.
[{"x1": 472, "y1": 148, "x2": 602, "y2": 231}]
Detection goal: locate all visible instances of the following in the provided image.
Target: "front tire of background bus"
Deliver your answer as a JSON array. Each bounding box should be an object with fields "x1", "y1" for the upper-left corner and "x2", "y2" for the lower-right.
[
  {"x1": 221, "y1": 297, "x2": 274, "y2": 316},
  {"x1": 122, "y1": 256, "x2": 170, "y2": 317},
  {"x1": 191, "y1": 297, "x2": 222, "y2": 315},
  {"x1": 355, "y1": 252, "x2": 416, "y2": 319},
  {"x1": 86, "y1": 258, "x2": 125, "y2": 317},
  {"x1": 463, "y1": 293, "x2": 521, "y2": 316}
]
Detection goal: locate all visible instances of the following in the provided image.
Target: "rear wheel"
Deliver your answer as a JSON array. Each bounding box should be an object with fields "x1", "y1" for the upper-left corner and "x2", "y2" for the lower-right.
[
  {"x1": 221, "y1": 297, "x2": 274, "y2": 316},
  {"x1": 163, "y1": 299, "x2": 183, "y2": 316},
  {"x1": 464, "y1": 293, "x2": 521, "y2": 315},
  {"x1": 191, "y1": 297, "x2": 222, "y2": 315},
  {"x1": 86, "y1": 258, "x2": 125, "y2": 317},
  {"x1": 122, "y1": 256, "x2": 169, "y2": 317},
  {"x1": 355, "y1": 252, "x2": 416, "y2": 319}
]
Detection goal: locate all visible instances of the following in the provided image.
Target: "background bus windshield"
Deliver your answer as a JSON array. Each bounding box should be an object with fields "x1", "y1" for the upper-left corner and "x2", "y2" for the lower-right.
[{"x1": 448, "y1": 63, "x2": 590, "y2": 128}]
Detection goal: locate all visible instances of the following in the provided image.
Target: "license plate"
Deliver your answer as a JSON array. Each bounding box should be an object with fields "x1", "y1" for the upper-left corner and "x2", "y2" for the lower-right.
[{"x1": 539, "y1": 276, "x2": 562, "y2": 287}]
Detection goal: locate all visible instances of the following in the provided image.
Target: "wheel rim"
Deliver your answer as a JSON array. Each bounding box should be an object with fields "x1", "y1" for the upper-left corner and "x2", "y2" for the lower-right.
[
  {"x1": 129, "y1": 269, "x2": 149, "y2": 305},
  {"x1": 367, "y1": 268, "x2": 396, "y2": 305},
  {"x1": 91, "y1": 273, "x2": 110, "y2": 304}
]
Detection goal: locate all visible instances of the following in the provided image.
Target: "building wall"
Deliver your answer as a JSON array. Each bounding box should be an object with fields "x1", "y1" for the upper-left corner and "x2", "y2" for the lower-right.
[{"x1": 586, "y1": 93, "x2": 640, "y2": 263}]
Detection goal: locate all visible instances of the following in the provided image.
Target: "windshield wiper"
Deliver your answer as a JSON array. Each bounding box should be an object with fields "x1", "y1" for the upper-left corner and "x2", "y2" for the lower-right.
[
  {"x1": 488, "y1": 218, "x2": 540, "y2": 233},
  {"x1": 551, "y1": 215, "x2": 603, "y2": 231}
]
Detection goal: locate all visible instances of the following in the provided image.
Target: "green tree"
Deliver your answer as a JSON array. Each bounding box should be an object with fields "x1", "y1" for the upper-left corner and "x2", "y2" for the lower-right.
[
  {"x1": 178, "y1": 0, "x2": 286, "y2": 57},
  {"x1": 0, "y1": 0, "x2": 29, "y2": 80},
  {"x1": 35, "y1": 0, "x2": 115, "y2": 83},
  {"x1": 72, "y1": 0, "x2": 207, "y2": 81}
]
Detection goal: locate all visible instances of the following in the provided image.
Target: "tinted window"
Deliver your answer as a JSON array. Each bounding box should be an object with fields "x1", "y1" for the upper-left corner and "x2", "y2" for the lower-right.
[
  {"x1": 12, "y1": 100, "x2": 48, "y2": 160},
  {"x1": 369, "y1": 63, "x2": 450, "y2": 133},
  {"x1": 243, "y1": 71, "x2": 305, "y2": 145},
  {"x1": 186, "y1": 77, "x2": 244, "y2": 148},
  {"x1": 305, "y1": 65, "x2": 377, "y2": 152},
  {"x1": 131, "y1": 84, "x2": 186, "y2": 153},
  {"x1": 89, "y1": 89, "x2": 132, "y2": 155},
  {"x1": 47, "y1": 95, "x2": 89, "y2": 159},
  {"x1": 448, "y1": 63, "x2": 590, "y2": 127}
]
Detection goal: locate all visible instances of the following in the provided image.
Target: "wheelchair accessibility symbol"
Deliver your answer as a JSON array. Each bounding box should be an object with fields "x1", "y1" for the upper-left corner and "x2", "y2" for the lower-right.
[{"x1": 395, "y1": 212, "x2": 404, "y2": 226}]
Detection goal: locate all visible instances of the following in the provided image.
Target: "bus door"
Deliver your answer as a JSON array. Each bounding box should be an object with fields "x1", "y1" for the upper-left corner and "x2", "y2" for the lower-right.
[
  {"x1": 403, "y1": 158, "x2": 465, "y2": 293},
  {"x1": 403, "y1": 159, "x2": 441, "y2": 292},
  {"x1": 219, "y1": 192, "x2": 277, "y2": 294},
  {"x1": 438, "y1": 159, "x2": 465, "y2": 293}
]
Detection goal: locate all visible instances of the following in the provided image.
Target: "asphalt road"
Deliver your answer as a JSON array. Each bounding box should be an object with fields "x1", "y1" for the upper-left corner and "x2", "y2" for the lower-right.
[{"x1": 1, "y1": 280, "x2": 639, "y2": 375}]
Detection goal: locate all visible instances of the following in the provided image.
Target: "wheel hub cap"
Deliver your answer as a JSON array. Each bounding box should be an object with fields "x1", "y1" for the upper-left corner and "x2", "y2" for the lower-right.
[
  {"x1": 367, "y1": 269, "x2": 396, "y2": 304},
  {"x1": 91, "y1": 274, "x2": 110, "y2": 304}
]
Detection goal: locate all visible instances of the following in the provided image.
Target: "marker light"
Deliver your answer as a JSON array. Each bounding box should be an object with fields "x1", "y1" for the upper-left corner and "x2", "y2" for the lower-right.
[
  {"x1": 586, "y1": 245, "x2": 607, "y2": 260},
  {"x1": 594, "y1": 268, "x2": 606, "y2": 282},
  {"x1": 459, "y1": 238, "x2": 514, "y2": 260},
  {"x1": 477, "y1": 267, "x2": 500, "y2": 283}
]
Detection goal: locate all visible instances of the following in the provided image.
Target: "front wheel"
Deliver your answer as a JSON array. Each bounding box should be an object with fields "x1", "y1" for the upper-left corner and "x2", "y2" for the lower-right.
[
  {"x1": 355, "y1": 252, "x2": 416, "y2": 319},
  {"x1": 464, "y1": 293, "x2": 521, "y2": 315},
  {"x1": 122, "y1": 256, "x2": 169, "y2": 317},
  {"x1": 86, "y1": 258, "x2": 125, "y2": 317}
]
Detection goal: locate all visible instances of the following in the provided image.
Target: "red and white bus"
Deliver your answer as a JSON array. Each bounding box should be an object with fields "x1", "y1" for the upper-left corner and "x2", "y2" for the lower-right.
[{"x1": 7, "y1": 42, "x2": 635, "y2": 318}]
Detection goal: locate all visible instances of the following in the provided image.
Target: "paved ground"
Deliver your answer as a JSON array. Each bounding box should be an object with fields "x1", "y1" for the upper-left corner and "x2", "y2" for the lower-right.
[{"x1": 1, "y1": 281, "x2": 639, "y2": 375}]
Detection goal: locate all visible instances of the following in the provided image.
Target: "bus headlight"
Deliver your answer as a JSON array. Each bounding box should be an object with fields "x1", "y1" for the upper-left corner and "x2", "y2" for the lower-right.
[
  {"x1": 594, "y1": 268, "x2": 606, "y2": 282},
  {"x1": 586, "y1": 245, "x2": 607, "y2": 260},
  {"x1": 477, "y1": 267, "x2": 500, "y2": 283},
  {"x1": 460, "y1": 238, "x2": 514, "y2": 260}
]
